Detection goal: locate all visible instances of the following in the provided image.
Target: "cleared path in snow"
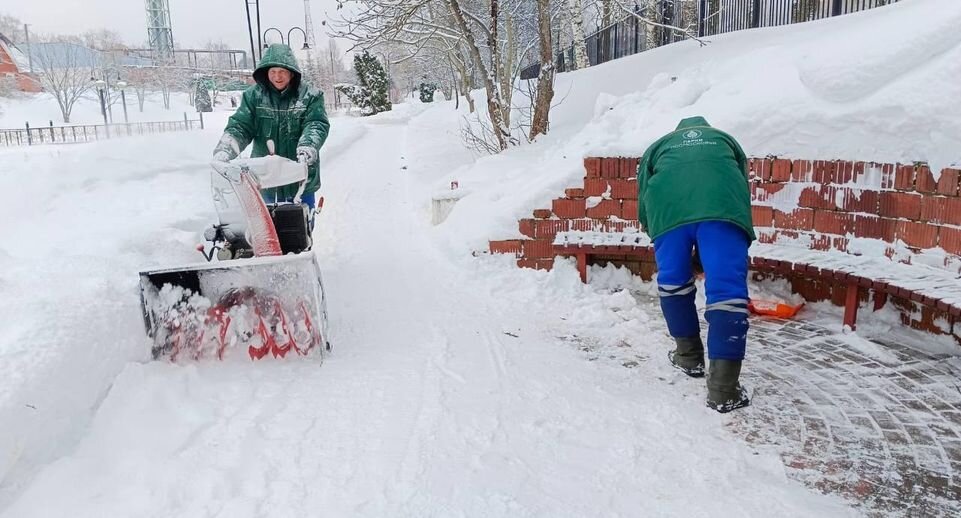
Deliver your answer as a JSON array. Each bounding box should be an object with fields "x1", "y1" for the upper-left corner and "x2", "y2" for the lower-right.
[{"x1": 1, "y1": 114, "x2": 855, "y2": 517}]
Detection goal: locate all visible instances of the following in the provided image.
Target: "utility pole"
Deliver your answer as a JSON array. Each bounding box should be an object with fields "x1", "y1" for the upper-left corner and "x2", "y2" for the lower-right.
[
  {"x1": 303, "y1": 0, "x2": 317, "y2": 48},
  {"x1": 244, "y1": 0, "x2": 256, "y2": 68},
  {"x1": 23, "y1": 24, "x2": 33, "y2": 72},
  {"x1": 255, "y1": 0, "x2": 262, "y2": 60}
]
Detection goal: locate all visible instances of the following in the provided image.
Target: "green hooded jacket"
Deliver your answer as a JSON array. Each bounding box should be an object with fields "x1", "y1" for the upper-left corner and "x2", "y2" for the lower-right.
[
  {"x1": 214, "y1": 44, "x2": 330, "y2": 200},
  {"x1": 636, "y1": 116, "x2": 756, "y2": 242}
]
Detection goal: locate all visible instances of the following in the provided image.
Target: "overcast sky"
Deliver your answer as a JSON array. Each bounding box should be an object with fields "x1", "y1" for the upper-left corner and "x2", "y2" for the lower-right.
[{"x1": 4, "y1": 0, "x2": 349, "y2": 55}]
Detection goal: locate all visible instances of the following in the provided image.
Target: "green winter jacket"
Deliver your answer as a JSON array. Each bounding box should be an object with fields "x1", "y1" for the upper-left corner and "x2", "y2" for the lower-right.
[
  {"x1": 214, "y1": 44, "x2": 330, "y2": 200},
  {"x1": 636, "y1": 116, "x2": 756, "y2": 242}
]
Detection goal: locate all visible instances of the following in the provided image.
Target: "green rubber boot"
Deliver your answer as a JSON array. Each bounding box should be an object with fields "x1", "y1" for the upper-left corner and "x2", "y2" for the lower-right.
[
  {"x1": 706, "y1": 360, "x2": 750, "y2": 413},
  {"x1": 668, "y1": 336, "x2": 705, "y2": 378}
]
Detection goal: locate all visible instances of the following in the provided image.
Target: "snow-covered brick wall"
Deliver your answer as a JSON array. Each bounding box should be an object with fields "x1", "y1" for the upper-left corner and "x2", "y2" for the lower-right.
[
  {"x1": 487, "y1": 155, "x2": 961, "y2": 340},
  {"x1": 747, "y1": 158, "x2": 961, "y2": 273}
]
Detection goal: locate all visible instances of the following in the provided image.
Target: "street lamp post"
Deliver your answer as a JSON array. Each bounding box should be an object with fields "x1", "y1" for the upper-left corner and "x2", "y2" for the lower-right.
[
  {"x1": 287, "y1": 27, "x2": 309, "y2": 50},
  {"x1": 92, "y1": 78, "x2": 109, "y2": 138},
  {"x1": 103, "y1": 74, "x2": 114, "y2": 123},
  {"x1": 116, "y1": 80, "x2": 129, "y2": 125},
  {"x1": 244, "y1": 0, "x2": 260, "y2": 65}
]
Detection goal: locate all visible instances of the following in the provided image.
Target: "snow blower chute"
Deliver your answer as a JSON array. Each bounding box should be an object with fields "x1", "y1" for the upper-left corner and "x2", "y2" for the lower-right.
[{"x1": 138, "y1": 156, "x2": 330, "y2": 361}]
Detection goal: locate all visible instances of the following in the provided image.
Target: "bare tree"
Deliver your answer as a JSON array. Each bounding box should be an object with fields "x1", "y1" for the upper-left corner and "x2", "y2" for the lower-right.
[
  {"x1": 567, "y1": 0, "x2": 590, "y2": 69},
  {"x1": 199, "y1": 40, "x2": 234, "y2": 70},
  {"x1": 30, "y1": 39, "x2": 98, "y2": 123},
  {"x1": 613, "y1": 0, "x2": 705, "y2": 46},
  {"x1": 80, "y1": 29, "x2": 127, "y2": 51},
  {"x1": 332, "y1": 0, "x2": 518, "y2": 150},
  {"x1": 0, "y1": 13, "x2": 25, "y2": 42},
  {"x1": 0, "y1": 74, "x2": 16, "y2": 99},
  {"x1": 148, "y1": 66, "x2": 185, "y2": 110},
  {"x1": 125, "y1": 67, "x2": 152, "y2": 112},
  {"x1": 529, "y1": 0, "x2": 554, "y2": 140},
  {"x1": 599, "y1": 0, "x2": 613, "y2": 27}
]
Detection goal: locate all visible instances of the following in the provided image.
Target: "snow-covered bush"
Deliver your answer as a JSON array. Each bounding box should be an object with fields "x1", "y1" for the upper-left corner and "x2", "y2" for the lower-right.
[
  {"x1": 418, "y1": 82, "x2": 436, "y2": 103},
  {"x1": 335, "y1": 51, "x2": 391, "y2": 116},
  {"x1": 194, "y1": 80, "x2": 212, "y2": 113}
]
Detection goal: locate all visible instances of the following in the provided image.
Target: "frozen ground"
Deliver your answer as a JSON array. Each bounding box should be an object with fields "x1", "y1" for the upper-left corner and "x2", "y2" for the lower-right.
[
  {"x1": 1, "y1": 1, "x2": 959, "y2": 515},
  {"x1": 0, "y1": 107, "x2": 856, "y2": 517}
]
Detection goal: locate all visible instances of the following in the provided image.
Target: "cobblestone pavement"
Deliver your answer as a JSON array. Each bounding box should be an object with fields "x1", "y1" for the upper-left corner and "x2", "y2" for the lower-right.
[
  {"x1": 734, "y1": 316, "x2": 961, "y2": 518},
  {"x1": 570, "y1": 291, "x2": 961, "y2": 517}
]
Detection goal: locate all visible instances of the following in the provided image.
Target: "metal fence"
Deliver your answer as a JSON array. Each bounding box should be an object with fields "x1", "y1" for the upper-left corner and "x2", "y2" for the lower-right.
[
  {"x1": 0, "y1": 113, "x2": 205, "y2": 147},
  {"x1": 521, "y1": 0, "x2": 899, "y2": 80}
]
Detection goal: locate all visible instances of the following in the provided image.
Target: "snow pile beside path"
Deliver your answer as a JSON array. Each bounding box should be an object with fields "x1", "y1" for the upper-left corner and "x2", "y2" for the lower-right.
[
  {"x1": 0, "y1": 129, "x2": 219, "y2": 505},
  {"x1": 577, "y1": 0, "x2": 961, "y2": 173},
  {"x1": 0, "y1": 112, "x2": 364, "y2": 505},
  {"x1": 416, "y1": 0, "x2": 961, "y2": 254}
]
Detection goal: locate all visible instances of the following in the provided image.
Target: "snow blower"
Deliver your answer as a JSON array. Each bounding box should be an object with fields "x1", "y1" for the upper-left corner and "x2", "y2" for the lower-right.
[{"x1": 138, "y1": 155, "x2": 330, "y2": 362}]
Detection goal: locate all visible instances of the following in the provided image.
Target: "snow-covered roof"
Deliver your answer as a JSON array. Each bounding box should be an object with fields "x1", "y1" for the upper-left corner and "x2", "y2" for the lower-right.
[
  {"x1": 0, "y1": 33, "x2": 31, "y2": 71},
  {"x1": 19, "y1": 42, "x2": 102, "y2": 70}
]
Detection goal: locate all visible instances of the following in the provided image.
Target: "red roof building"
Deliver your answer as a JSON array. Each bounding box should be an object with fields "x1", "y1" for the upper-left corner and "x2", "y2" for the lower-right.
[{"x1": 0, "y1": 33, "x2": 42, "y2": 93}]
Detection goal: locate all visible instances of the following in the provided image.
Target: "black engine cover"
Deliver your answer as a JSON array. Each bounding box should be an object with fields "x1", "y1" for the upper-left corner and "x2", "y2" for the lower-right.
[{"x1": 271, "y1": 204, "x2": 311, "y2": 254}]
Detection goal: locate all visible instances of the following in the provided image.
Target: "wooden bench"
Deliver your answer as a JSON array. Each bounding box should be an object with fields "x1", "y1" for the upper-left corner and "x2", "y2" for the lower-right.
[{"x1": 553, "y1": 230, "x2": 961, "y2": 332}]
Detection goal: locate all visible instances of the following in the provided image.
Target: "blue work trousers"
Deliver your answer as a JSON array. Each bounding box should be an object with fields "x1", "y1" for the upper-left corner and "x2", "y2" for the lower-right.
[{"x1": 653, "y1": 221, "x2": 750, "y2": 360}]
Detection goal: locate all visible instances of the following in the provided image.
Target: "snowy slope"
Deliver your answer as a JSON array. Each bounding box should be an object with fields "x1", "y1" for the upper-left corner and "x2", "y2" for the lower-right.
[{"x1": 425, "y1": 0, "x2": 961, "y2": 254}]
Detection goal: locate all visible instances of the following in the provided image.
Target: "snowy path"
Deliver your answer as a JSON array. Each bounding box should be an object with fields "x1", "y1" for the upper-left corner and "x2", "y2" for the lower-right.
[{"x1": 0, "y1": 112, "x2": 856, "y2": 517}]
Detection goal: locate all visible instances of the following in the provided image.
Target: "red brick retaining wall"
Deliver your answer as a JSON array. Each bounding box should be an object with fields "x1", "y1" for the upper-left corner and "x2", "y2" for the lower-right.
[{"x1": 489, "y1": 156, "x2": 961, "y2": 339}]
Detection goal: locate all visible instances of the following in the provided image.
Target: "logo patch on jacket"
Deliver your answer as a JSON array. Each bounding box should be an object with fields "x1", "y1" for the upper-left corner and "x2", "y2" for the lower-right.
[{"x1": 683, "y1": 129, "x2": 703, "y2": 139}]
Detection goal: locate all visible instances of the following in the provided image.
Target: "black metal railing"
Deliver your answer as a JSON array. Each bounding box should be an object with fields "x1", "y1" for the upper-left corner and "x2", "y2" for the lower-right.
[
  {"x1": 0, "y1": 113, "x2": 205, "y2": 147},
  {"x1": 521, "y1": 0, "x2": 899, "y2": 80}
]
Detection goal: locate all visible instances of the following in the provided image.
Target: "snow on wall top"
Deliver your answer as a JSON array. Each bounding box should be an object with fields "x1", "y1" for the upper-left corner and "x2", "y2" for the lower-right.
[{"x1": 569, "y1": 0, "x2": 961, "y2": 173}]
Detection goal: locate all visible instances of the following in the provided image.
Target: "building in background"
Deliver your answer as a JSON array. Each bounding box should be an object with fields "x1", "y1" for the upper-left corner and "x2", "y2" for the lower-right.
[{"x1": 0, "y1": 33, "x2": 41, "y2": 92}]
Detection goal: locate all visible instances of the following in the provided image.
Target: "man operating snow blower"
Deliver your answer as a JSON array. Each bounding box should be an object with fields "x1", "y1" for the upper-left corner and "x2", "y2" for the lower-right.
[
  {"x1": 137, "y1": 44, "x2": 332, "y2": 363},
  {"x1": 213, "y1": 43, "x2": 330, "y2": 213},
  {"x1": 637, "y1": 116, "x2": 755, "y2": 413}
]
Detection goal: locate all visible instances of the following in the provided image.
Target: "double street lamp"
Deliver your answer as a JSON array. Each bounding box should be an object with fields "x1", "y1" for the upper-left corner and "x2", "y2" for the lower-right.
[
  {"x1": 262, "y1": 26, "x2": 310, "y2": 51},
  {"x1": 91, "y1": 74, "x2": 130, "y2": 138}
]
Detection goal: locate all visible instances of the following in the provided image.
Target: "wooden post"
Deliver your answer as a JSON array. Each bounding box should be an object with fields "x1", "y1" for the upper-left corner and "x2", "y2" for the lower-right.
[
  {"x1": 843, "y1": 280, "x2": 859, "y2": 330},
  {"x1": 577, "y1": 253, "x2": 588, "y2": 283},
  {"x1": 25, "y1": 122, "x2": 32, "y2": 145}
]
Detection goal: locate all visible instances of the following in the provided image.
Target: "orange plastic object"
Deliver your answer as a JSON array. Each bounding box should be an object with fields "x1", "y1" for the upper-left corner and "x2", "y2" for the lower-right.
[{"x1": 748, "y1": 299, "x2": 804, "y2": 318}]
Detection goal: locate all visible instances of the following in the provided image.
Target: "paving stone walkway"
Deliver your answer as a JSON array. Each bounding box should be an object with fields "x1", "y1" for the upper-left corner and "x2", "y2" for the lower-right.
[
  {"x1": 569, "y1": 290, "x2": 961, "y2": 517},
  {"x1": 734, "y1": 316, "x2": 961, "y2": 517}
]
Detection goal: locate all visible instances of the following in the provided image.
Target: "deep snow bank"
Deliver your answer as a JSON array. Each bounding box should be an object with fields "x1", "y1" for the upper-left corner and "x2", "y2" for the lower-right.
[
  {"x1": 0, "y1": 111, "x2": 365, "y2": 504},
  {"x1": 421, "y1": 0, "x2": 961, "y2": 253}
]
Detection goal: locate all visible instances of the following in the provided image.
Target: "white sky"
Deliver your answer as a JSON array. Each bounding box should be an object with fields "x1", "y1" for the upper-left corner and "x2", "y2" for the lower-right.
[{"x1": 4, "y1": 0, "x2": 350, "y2": 56}]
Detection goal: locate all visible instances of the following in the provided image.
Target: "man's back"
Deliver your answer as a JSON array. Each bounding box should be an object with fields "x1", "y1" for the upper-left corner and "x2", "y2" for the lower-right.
[{"x1": 637, "y1": 116, "x2": 755, "y2": 242}]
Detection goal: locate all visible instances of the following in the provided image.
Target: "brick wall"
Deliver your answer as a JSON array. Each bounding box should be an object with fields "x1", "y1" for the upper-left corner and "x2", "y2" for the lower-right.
[
  {"x1": 0, "y1": 42, "x2": 41, "y2": 93},
  {"x1": 488, "y1": 156, "x2": 961, "y2": 338},
  {"x1": 749, "y1": 158, "x2": 961, "y2": 266},
  {"x1": 489, "y1": 157, "x2": 650, "y2": 276}
]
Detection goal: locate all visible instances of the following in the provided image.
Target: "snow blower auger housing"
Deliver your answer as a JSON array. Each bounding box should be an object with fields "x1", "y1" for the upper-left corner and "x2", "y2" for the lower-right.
[{"x1": 138, "y1": 156, "x2": 330, "y2": 362}]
